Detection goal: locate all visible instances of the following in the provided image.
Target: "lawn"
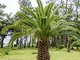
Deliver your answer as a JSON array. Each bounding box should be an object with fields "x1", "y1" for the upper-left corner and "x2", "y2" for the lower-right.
[{"x1": 0, "y1": 48, "x2": 80, "y2": 60}]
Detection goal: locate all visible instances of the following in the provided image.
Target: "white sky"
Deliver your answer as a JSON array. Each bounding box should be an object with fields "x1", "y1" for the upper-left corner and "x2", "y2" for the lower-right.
[{"x1": 0, "y1": 0, "x2": 47, "y2": 15}]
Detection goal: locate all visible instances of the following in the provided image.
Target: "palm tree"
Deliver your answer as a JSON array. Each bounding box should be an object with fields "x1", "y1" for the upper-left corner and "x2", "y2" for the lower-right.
[{"x1": 2, "y1": 0, "x2": 78, "y2": 60}]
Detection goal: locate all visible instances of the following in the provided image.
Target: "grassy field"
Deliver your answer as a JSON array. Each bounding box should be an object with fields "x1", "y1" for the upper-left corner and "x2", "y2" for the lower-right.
[{"x1": 0, "y1": 48, "x2": 80, "y2": 60}]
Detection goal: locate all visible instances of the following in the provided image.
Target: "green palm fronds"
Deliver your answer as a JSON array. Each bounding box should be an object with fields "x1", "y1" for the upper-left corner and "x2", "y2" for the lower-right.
[{"x1": 1, "y1": 0, "x2": 80, "y2": 45}]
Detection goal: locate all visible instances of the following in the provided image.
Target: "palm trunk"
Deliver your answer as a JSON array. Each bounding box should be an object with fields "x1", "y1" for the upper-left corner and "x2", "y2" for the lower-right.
[{"x1": 37, "y1": 40, "x2": 50, "y2": 60}]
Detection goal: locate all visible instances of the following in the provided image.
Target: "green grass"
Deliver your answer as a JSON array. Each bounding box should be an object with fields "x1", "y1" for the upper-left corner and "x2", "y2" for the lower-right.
[{"x1": 0, "y1": 48, "x2": 80, "y2": 60}]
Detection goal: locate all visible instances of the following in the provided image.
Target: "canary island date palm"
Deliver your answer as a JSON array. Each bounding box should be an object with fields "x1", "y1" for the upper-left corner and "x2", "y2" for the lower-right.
[{"x1": 1, "y1": 0, "x2": 78, "y2": 60}]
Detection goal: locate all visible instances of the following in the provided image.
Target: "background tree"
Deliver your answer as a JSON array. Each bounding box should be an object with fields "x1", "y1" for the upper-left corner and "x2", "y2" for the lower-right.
[{"x1": 0, "y1": 4, "x2": 6, "y2": 48}]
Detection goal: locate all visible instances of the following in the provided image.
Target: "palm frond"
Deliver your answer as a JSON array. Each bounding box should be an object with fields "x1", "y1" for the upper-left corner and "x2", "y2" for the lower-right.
[
  {"x1": 36, "y1": 0, "x2": 44, "y2": 14},
  {"x1": 1, "y1": 25, "x2": 30, "y2": 35},
  {"x1": 8, "y1": 32, "x2": 27, "y2": 47},
  {"x1": 60, "y1": 14, "x2": 73, "y2": 19},
  {"x1": 44, "y1": 2, "x2": 54, "y2": 17},
  {"x1": 22, "y1": 6, "x2": 37, "y2": 19}
]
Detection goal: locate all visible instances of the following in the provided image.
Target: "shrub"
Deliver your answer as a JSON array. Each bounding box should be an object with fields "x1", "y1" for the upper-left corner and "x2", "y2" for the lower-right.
[
  {"x1": 58, "y1": 45, "x2": 64, "y2": 49},
  {"x1": 4, "y1": 51, "x2": 9, "y2": 55}
]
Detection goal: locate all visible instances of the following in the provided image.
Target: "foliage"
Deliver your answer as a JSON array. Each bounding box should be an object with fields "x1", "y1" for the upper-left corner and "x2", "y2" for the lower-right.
[{"x1": 2, "y1": 0, "x2": 78, "y2": 46}]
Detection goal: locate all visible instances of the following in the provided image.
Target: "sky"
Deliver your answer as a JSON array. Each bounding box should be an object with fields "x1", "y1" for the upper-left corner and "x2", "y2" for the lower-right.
[
  {"x1": 0, "y1": 0, "x2": 47, "y2": 15},
  {"x1": 0, "y1": 0, "x2": 19, "y2": 15}
]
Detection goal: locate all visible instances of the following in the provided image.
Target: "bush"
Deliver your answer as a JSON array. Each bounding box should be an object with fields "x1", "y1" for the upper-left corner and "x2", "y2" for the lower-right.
[
  {"x1": 58, "y1": 45, "x2": 64, "y2": 49},
  {"x1": 4, "y1": 51, "x2": 9, "y2": 55},
  {"x1": 32, "y1": 52, "x2": 37, "y2": 54}
]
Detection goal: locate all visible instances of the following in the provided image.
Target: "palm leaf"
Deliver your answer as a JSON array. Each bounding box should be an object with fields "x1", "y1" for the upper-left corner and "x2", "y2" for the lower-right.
[
  {"x1": 22, "y1": 6, "x2": 37, "y2": 19},
  {"x1": 8, "y1": 32, "x2": 27, "y2": 47},
  {"x1": 36, "y1": 0, "x2": 44, "y2": 14}
]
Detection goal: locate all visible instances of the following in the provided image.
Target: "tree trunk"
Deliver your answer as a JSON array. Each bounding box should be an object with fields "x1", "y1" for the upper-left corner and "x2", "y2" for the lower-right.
[
  {"x1": 14, "y1": 39, "x2": 19, "y2": 47},
  {"x1": 51, "y1": 37, "x2": 54, "y2": 47},
  {"x1": 64, "y1": 35, "x2": 68, "y2": 48},
  {"x1": 77, "y1": 45, "x2": 78, "y2": 50},
  {"x1": 0, "y1": 35, "x2": 5, "y2": 48},
  {"x1": 24, "y1": 36, "x2": 27, "y2": 48},
  {"x1": 37, "y1": 40, "x2": 50, "y2": 60},
  {"x1": 19, "y1": 37, "x2": 23, "y2": 48},
  {"x1": 67, "y1": 40, "x2": 71, "y2": 52},
  {"x1": 51, "y1": 37, "x2": 56, "y2": 47},
  {"x1": 66, "y1": 0, "x2": 68, "y2": 14},
  {"x1": 1, "y1": 39, "x2": 3, "y2": 48},
  {"x1": 31, "y1": 38, "x2": 34, "y2": 48},
  {"x1": 28, "y1": 36, "x2": 31, "y2": 47},
  {"x1": 36, "y1": 40, "x2": 38, "y2": 48},
  {"x1": 16, "y1": 39, "x2": 19, "y2": 45},
  {"x1": 75, "y1": 0, "x2": 79, "y2": 22}
]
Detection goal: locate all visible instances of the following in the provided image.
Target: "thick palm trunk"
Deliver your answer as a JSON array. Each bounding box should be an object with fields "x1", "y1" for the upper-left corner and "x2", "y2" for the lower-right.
[{"x1": 37, "y1": 40, "x2": 50, "y2": 60}]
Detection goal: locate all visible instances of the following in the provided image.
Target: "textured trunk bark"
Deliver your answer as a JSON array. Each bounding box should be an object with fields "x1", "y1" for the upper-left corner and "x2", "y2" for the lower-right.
[{"x1": 37, "y1": 40, "x2": 50, "y2": 60}]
